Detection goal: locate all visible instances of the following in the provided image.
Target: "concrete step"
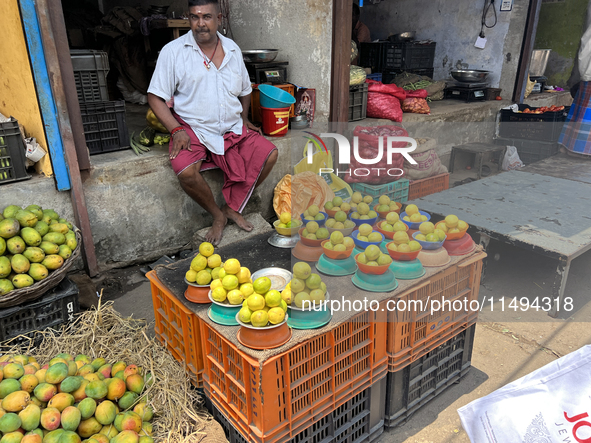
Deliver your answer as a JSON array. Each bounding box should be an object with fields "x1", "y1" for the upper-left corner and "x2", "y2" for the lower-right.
[{"x1": 192, "y1": 212, "x2": 274, "y2": 250}]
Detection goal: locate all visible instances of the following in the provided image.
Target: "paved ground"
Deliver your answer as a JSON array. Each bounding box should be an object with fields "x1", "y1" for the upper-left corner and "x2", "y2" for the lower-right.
[{"x1": 88, "y1": 231, "x2": 591, "y2": 443}]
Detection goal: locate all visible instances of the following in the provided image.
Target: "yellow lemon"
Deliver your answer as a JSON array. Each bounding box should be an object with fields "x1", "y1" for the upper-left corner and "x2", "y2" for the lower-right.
[
  {"x1": 386, "y1": 212, "x2": 399, "y2": 224},
  {"x1": 294, "y1": 292, "x2": 312, "y2": 308},
  {"x1": 227, "y1": 289, "x2": 244, "y2": 305},
  {"x1": 387, "y1": 242, "x2": 397, "y2": 251},
  {"x1": 415, "y1": 233, "x2": 427, "y2": 241},
  {"x1": 210, "y1": 279, "x2": 223, "y2": 291},
  {"x1": 211, "y1": 266, "x2": 222, "y2": 280},
  {"x1": 185, "y1": 270, "x2": 197, "y2": 283},
  {"x1": 212, "y1": 287, "x2": 227, "y2": 303},
  {"x1": 357, "y1": 253, "x2": 368, "y2": 264},
  {"x1": 458, "y1": 220, "x2": 468, "y2": 231},
  {"x1": 222, "y1": 274, "x2": 239, "y2": 291},
  {"x1": 280, "y1": 212, "x2": 291, "y2": 224},
  {"x1": 352, "y1": 192, "x2": 363, "y2": 203},
  {"x1": 279, "y1": 299, "x2": 288, "y2": 312},
  {"x1": 199, "y1": 242, "x2": 215, "y2": 257},
  {"x1": 438, "y1": 223, "x2": 448, "y2": 233},
  {"x1": 409, "y1": 241, "x2": 422, "y2": 251},
  {"x1": 378, "y1": 195, "x2": 391, "y2": 205},
  {"x1": 190, "y1": 255, "x2": 207, "y2": 272},
  {"x1": 267, "y1": 307, "x2": 285, "y2": 325},
  {"x1": 434, "y1": 229, "x2": 446, "y2": 241},
  {"x1": 218, "y1": 268, "x2": 227, "y2": 279},
  {"x1": 250, "y1": 310, "x2": 269, "y2": 327},
  {"x1": 377, "y1": 254, "x2": 392, "y2": 265},
  {"x1": 224, "y1": 259, "x2": 241, "y2": 275},
  {"x1": 398, "y1": 244, "x2": 411, "y2": 253},
  {"x1": 238, "y1": 307, "x2": 252, "y2": 323},
  {"x1": 365, "y1": 245, "x2": 380, "y2": 261},
  {"x1": 393, "y1": 231, "x2": 410, "y2": 245},
  {"x1": 445, "y1": 215, "x2": 459, "y2": 228},
  {"x1": 406, "y1": 204, "x2": 419, "y2": 216},
  {"x1": 207, "y1": 254, "x2": 222, "y2": 268},
  {"x1": 358, "y1": 223, "x2": 372, "y2": 237},
  {"x1": 420, "y1": 215, "x2": 428, "y2": 221},
  {"x1": 265, "y1": 290, "x2": 282, "y2": 308},
  {"x1": 253, "y1": 276, "x2": 272, "y2": 294},
  {"x1": 291, "y1": 278, "x2": 306, "y2": 294},
  {"x1": 410, "y1": 213, "x2": 422, "y2": 223},
  {"x1": 240, "y1": 283, "x2": 254, "y2": 297},
  {"x1": 247, "y1": 294, "x2": 266, "y2": 311},
  {"x1": 196, "y1": 270, "x2": 212, "y2": 285},
  {"x1": 419, "y1": 222, "x2": 435, "y2": 235},
  {"x1": 236, "y1": 267, "x2": 251, "y2": 284}
]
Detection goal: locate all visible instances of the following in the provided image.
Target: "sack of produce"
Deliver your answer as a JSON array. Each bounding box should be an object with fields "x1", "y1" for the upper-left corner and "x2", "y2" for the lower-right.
[
  {"x1": 350, "y1": 65, "x2": 366, "y2": 86},
  {"x1": 402, "y1": 98, "x2": 431, "y2": 114},
  {"x1": 424, "y1": 80, "x2": 446, "y2": 98},
  {"x1": 344, "y1": 125, "x2": 408, "y2": 185},
  {"x1": 405, "y1": 89, "x2": 428, "y2": 99},
  {"x1": 392, "y1": 72, "x2": 423, "y2": 88},
  {"x1": 365, "y1": 81, "x2": 406, "y2": 121},
  {"x1": 404, "y1": 149, "x2": 448, "y2": 180}
]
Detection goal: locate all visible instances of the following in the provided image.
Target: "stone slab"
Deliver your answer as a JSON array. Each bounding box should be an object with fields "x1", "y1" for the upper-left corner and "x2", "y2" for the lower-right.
[{"x1": 192, "y1": 212, "x2": 274, "y2": 250}]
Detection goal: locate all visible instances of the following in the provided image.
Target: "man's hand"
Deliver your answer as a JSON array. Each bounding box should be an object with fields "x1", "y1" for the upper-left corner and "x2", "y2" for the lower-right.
[
  {"x1": 170, "y1": 130, "x2": 192, "y2": 160},
  {"x1": 243, "y1": 118, "x2": 262, "y2": 135}
]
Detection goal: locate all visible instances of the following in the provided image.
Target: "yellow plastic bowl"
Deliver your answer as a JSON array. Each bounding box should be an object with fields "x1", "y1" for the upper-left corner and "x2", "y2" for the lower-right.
[{"x1": 273, "y1": 219, "x2": 301, "y2": 237}]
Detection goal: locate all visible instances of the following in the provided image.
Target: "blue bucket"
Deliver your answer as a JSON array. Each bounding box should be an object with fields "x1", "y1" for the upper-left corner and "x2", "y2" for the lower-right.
[{"x1": 259, "y1": 84, "x2": 296, "y2": 108}]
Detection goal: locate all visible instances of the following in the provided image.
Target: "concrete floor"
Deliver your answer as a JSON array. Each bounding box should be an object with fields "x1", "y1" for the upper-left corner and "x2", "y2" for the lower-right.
[{"x1": 96, "y1": 232, "x2": 591, "y2": 443}]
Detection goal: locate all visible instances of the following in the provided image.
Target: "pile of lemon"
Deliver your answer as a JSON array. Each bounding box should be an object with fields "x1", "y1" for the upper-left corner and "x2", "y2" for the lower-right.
[
  {"x1": 416, "y1": 222, "x2": 446, "y2": 243},
  {"x1": 302, "y1": 205, "x2": 325, "y2": 222},
  {"x1": 325, "y1": 210, "x2": 356, "y2": 230},
  {"x1": 386, "y1": 231, "x2": 422, "y2": 253},
  {"x1": 379, "y1": 211, "x2": 407, "y2": 233},
  {"x1": 356, "y1": 223, "x2": 383, "y2": 243},
  {"x1": 301, "y1": 221, "x2": 329, "y2": 240},
  {"x1": 323, "y1": 231, "x2": 354, "y2": 251},
  {"x1": 324, "y1": 196, "x2": 351, "y2": 213},
  {"x1": 356, "y1": 244, "x2": 393, "y2": 266},
  {"x1": 438, "y1": 215, "x2": 468, "y2": 234},
  {"x1": 276, "y1": 211, "x2": 300, "y2": 229},
  {"x1": 209, "y1": 258, "x2": 254, "y2": 305},
  {"x1": 402, "y1": 204, "x2": 429, "y2": 223},
  {"x1": 185, "y1": 242, "x2": 223, "y2": 285},
  {"x1": 374, "y1": 194, "x2": 400, "y2": 213},
  {"x1": 290, "y1": 262, "x2": 328, "y2": 309},
  {"x1": 238, "y1": 276, "x2": 288, "y2": 327}
]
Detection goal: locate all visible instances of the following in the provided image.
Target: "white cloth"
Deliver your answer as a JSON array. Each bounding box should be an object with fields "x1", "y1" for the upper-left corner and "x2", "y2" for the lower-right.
[
  {"x1": 579, "y1": 26, "x2": 591, "y2": 81},
  {"x1": 148, "y1": 31, "x2": 252, "y2": 155}
]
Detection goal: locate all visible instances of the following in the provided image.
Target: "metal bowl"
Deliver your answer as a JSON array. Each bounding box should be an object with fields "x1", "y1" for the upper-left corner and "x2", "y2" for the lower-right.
[
  {"x1": 242, "y1": 50, "x2": 279, "y2": 63},
  {"x1": 451, "y1": 70, "x2": 490, "y2": 83},
  {"x1": 389, "y1": 31, "x2": 416, "y2": 42}
]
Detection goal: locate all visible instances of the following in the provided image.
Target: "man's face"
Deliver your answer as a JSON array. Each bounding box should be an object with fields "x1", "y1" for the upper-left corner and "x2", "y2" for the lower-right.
[{"x1": 189, "y1": 4, "x2": 221, "y2": 44}]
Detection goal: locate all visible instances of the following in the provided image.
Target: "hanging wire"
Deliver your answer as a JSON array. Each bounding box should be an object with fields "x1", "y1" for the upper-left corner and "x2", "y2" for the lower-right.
[
  {"x1": 219, "y1": 0, "x2": 233, "y2": 39},
  {"x1": 480, "y1": 0, "x2": 498, "y2": 38}
]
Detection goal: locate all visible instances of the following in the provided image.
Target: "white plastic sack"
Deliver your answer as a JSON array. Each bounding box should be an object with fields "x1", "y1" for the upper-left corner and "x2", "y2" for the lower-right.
[
  {"x1": 502, "y1": 145, "x2": 524, "y2": 170},
  {"x1": 458, "y1": 345, "x2": 591, "y2": 443},
  {"x1": 117, "y1": 77, "x2": 147, "y2": 105}
]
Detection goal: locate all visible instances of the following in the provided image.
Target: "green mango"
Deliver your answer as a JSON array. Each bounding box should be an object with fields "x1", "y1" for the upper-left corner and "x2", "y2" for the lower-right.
[
  {"x1": 23, "y1": 247, "x2": 45, "y2": 263},
  {"x1": 28, "y1": 263, "x2": 48, "y2": 282},
  {"x1": 15, "y1": 210, "x2": 38, "y2": 228},
  {"x1": 43, "y1": 233, "x2": 65, "y2": 246},
  {"x1": 12, "y1": 274, "x2": 34, "y2": 289},
  {"x1": 2, "y1": 205, "x2": 21, "y2": 219},
  {"x1": 20, "y1": 227, "x2": 42, "y2": 247},
  {"x1": 0, "y1": 219, "x2": 20, "y2": 239},
  {"x1": 34, "y1": 221, "x2": 49, "y2": 237},
  {"x1": 11, "y1": 254, "x2": 30, "y2": 274},
  {"x1": 0, "y1": 279, "x2": 14, "y2": 296},
  {"x1": 0, "y1": 257, "x2": 10, "y2": 278},
  {"x1": 39, "y1": 241, "x2": 59, "y2": 255}
]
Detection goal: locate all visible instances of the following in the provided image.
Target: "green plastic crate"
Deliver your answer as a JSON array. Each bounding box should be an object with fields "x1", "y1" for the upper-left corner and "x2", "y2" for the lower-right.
[{"x1": 351, "y1": 179, "x2": 409, "y2": 202}]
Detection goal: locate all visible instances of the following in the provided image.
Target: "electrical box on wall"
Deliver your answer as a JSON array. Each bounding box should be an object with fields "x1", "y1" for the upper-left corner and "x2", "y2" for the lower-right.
[{"x1": 500, "y1": 0, "x2": 513, "y2": 11}]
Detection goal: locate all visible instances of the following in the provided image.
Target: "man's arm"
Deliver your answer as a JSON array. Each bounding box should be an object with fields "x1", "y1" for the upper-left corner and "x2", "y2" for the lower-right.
[
  {"x1": 147, "y1": 94, "x2": 191, "y2": 160},
  {"x1": 239, "y1": 94, "x2": 262, "y2": 134},
  {"x1": 358, "y1": 23, "x2": 371, "y2": 43}
]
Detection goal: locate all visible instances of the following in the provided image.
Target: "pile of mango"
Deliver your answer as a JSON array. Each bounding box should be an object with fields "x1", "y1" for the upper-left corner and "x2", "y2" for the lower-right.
[
  {"x1": 0, "y1": 353, "x2": 154, "y2": 443},
  {"x1": 0, "y1": 205, "x2": 78, "y2": 296}
]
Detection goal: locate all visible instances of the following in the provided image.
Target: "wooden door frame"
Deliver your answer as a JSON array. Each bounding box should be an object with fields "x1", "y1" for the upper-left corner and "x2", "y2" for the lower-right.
[{"x1": 513, "y1": 0, "x2": 543, "y2": 102}]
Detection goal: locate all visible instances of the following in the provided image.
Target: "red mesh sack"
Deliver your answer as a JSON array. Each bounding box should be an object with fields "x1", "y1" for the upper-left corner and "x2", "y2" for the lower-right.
[
  {"x1": 365, "y1": 80, "x2": 406, "y2": 122},
  {"x1": 402, "y1": 98, "x2": 431, "y2": 114},
  {"x1": 344, "y1": 125, "x2": 409, "y2": 185}
]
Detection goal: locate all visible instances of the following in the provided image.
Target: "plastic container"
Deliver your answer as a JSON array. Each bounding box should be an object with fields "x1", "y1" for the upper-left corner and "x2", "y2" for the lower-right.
[
  {"x1": 350, "y1": 179, "x2": 409, "y2": 202},
  {"x1": 207, "y1": 373, "x2": 387, "y2": 443},
  {"x1": 385, "y1": 242, "x2": 421, "y2": 261},
  {"x1": 70, "y1": 50, "x2": 109, "y2": 103},
  {"x1": 201, "y1": 304, "x2": 388, "y2": 443},
  {"x1": 366, "y1": 73, "x2": 383, "y2": 82},
  {"x1": 408, "y1": 173, "x2": 450, "y2": 201},
  {"x1": 235, "y1": 315, "x2": 291, "y2": 350},
  {"x1": 261, "y1": 106, "x2": 290, "y2": 137},
  {"x1": 386, "y1": 251, "x2": 485, "y2": 371},
  {"x1": 374, "y1": 202, "x2": 402, "y2": 218},
  {"x1": 349, "y1": 83, "x2": 369, "y2": 122},
  {"x1": 251, "y1": 84, "x2": 295, "y2": 123},
  {"x1": 352, "y1": 230, "x2": 385, "y2": 250},
  {"x1": 354, "y1": 253, "x2": 391, "y2": 275},
  {"x1": 326, "y1": 226, "x2": 356, "y2": 237},
  {"x1": 0, "y1": 277, "x2": 79, "y2": 345},
  {"x1": 0, "y1": 118, "x2": 30, "y2": 185},
  {"x1": 382, "y1": 42, "x2": 436, "y2": 71},
  {"x1": 376, "y1": 221, "x2": 408, "y2": 240},
  {"x1": 418, "y1": 247, "x2": 451, "y2": 267},
  {"x1": 258, "y1": 84, "x2": 297, "y2": 108},
  {"x1": 494, "y1": 137, "x2": 559, "y2": 165},
  {"x1": 435, "y1": 221, "x2": 468, "y2": 241},
  {"x1": 321, "y1": 240, "x2": 355, "y2": 260},
  {"x1": 348, "y1": 214, "x2": 379, "y2": 228},
  {"x1": 80, "y1": 101, "x2": 130, "y2": 154},
  {"x1": 273, "y1": 219, "x2": 301, "y2": 237},
  {"x1": 400, "y1": 211, "x2": 431, "y2": 230},
  {"x1": 498, "y1": 104, "x2": 569, "y2": 142},
  {"x1": 292, "y1": 241, "x2": 324, "y2": 262},
  {"x1": 412, "y1": 231, "x2": 446, "y2": 250},
  {"x1": 385, "y1": 325, "x2": 475, "y2": 428},
  {"x1": 300, "y1": 212, "x2": 328, "y2": 226},
  {"x1": 389, "y1": 259, "x2": 426, "y2": 280},
  {"x1": 147, "y1": 270, "x2": 204, "y2": 387},
  {"x1": 352, "y1": 269, "x2": 398, "y2": 292},
  {"x1": 443, "y1": 234, "x2": 477, "y2": 256},
  {"x1": 325, "y1": 207, "x2": 350, "y2": 218}
]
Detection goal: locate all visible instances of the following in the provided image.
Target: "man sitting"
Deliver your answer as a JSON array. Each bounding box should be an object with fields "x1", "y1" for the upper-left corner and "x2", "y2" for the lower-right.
[{"x1": 147, "y1": 0, "x2": 278, "y2": 245}]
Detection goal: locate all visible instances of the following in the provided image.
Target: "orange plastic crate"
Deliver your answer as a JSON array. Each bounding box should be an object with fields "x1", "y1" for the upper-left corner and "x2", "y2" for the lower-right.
[
  {"x1": 147, "y1": 271, "x2": 204, "y2": 387},
  {"x1": 408, "y1": 173, "x2": 449, "y2": 201},
  {"x1": 201, "y1": 305, "x2": 388, "y2": 443},
  {"x1": 386, "y1": 252, "x2": 485, "y2": 372}
]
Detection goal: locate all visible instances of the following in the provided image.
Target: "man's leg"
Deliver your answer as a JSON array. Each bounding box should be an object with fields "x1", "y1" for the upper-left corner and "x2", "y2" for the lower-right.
[
  {"x1": 222, "y1": 148, "x2": 278, "y2": 231},
  {"x1": 178, "y1": 162, "x2": 227, "y2": 245}
]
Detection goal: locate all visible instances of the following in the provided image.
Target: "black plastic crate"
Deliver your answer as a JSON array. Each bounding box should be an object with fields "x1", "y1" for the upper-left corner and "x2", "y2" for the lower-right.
[
  {"x1": 383, "y1": 42, "x2": 436, "y2": 71},
  {"x1": 80, "y1": 101, "x2": 130, "y2": 154},
  {"x1": 494, "y1": 137, "x2": 559, "y2": 165},
  {"x1": 382, "y1": 68, "x2": 435, "y2": 85},
  {"x1": 71, "y1": 50, "x2": 110, "y2": 104},
  {"x1": 499, "y1": 104, "x2": 570, "y2": 142},
  {"x1": 0, "y1": 277, "x2": 80, "y2": 346},
  {"x1": 385, "y1": 324, "x2": 475, "y2": 429},
  {"x1": 359, "y1": 42, "x2": 385, "y2": 72},
  {"x1": 0, "y1": 118, "x2": 30, "y2": 185},
  {"x1": 349, "y1": 83, "x2": 368, "y2": 122},
  {"x1": 207, "y1": 375, "x2": 386, "y2": 443}
]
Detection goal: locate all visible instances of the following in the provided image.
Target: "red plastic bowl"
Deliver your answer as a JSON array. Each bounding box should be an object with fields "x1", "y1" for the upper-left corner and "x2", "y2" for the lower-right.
[
  {"x1": 298, "y1": 227, "x2": 325, "y2": 247},
  {"x1": 321, "y1": 240, "x2": 355, "y2": 260},
  {"x1": 375, "y1": 220, "x2": 408, "y2": 240},
  {"x1": 374, "y1": 202, "x2": 402, "y2": 218},
  {"x1": 325, "y1": 207, "x2": 351, "y2": 218},
  {"x1": 385, "y1": 241, "x2": 422, "y2": 261},
  {"x1": 435, "y1": 221, "x2": 469, "y2": 241},
  {"x1": 354, "y1": 253, "x2": 390, "y2": 275}
]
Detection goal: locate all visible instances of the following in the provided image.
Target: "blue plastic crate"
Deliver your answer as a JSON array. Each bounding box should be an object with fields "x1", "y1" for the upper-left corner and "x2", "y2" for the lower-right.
[
  {"x1": 366, "y1": 73, "x2": 382, "y2": 82},
  {"x1": 351, "y1": 179, "x2": 410, "y2": 202}
]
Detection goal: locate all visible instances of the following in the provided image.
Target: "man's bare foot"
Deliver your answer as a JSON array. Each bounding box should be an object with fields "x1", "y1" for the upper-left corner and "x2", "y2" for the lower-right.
[
  {"x1": 222, "y1": 205, "x2": 254, "y2": 232},
  {"x1": 205, "y1": 214, "x2": 227, "y2": 246}
]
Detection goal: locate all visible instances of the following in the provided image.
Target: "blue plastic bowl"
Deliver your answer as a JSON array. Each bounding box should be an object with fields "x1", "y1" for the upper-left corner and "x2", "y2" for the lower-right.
[
  {"x1": 348, "y1": 213, "x2": 378, "y2": 227},
  {"x1": 400, "y1": 211, "x2": 431, "y2": 230},
  {"x1": 259, "y1": 84, "x2": 296, "y2": 108},
  {"x1": 352, "y1": 229, "x2": 385, "y2": 250},
  {"x1": 300, "y1": 211, "x2": 328, "y2": 227},
  {"x1": 412, "y1": 231, "x2": 446, "y2": 250}
]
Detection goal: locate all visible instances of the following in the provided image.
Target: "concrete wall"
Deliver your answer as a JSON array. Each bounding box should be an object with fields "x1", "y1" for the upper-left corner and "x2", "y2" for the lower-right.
[
  {"x1": 229, "y1": 0, "x2": 333, "y2": 123},
  {"x1": 534, "y1": 0, "x2": 588, "y2": 87},
  {"x1": 360, "y1": 0, "x2": 529, "y2": 97}
]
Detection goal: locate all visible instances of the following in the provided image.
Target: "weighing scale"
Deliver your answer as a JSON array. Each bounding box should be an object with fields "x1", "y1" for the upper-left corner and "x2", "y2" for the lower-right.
[
  {"x1": 245, "y1": 61, "x2": 289, "y2": 84},
  {"x1": 351, "y1": 269, "x2": 398, "y2": 293},
  {"x1": 316, "y1": 254, "x2": 358, "y2": 276},
  {"x1": 445, "y1": 81, "x2": 489, "y2": 102}
]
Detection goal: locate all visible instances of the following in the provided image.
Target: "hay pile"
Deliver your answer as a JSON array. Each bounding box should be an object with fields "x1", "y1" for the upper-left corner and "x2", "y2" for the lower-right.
[{"x1": 2, "y1": 299, "x2": 221, "y2": 443}]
